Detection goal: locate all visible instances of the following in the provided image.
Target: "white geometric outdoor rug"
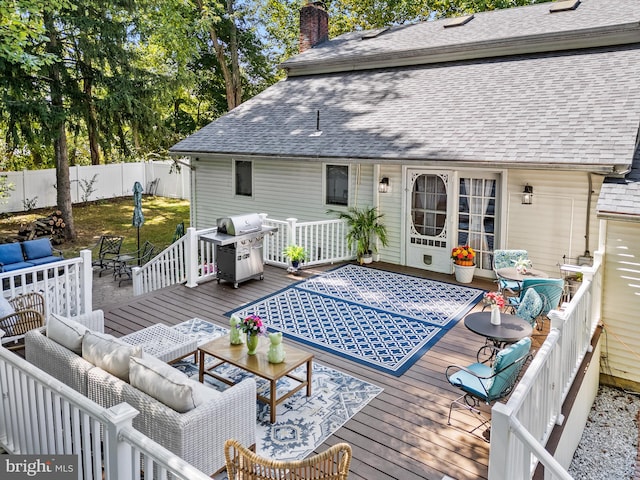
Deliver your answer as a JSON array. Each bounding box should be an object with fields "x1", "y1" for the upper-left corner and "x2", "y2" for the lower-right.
[
  {"x1": 226, "y1": 264, "x2": 485, "y2": 376},
  {"x1": 173, "y1": 318, "x2": 383, "y2": 463}
]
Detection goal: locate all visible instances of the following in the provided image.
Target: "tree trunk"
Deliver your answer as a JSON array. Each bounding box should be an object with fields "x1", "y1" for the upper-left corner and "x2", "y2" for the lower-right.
[
  {"x1": 45, "y1": 13, "x2": 76, "y2": 241},
  {"x1": 196, "y1": 0, "x2": 242, "y2": 111},
  {"x1": 84, "y1": 68, "x2": 101, "y2": 165}
]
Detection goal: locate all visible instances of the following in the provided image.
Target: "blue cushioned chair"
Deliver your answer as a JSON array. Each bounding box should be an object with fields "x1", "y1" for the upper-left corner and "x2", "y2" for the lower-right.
[
  {"x1": 0, "y1": 243, "x2": 33, "y2": 272},
  {"x1": 493, "y1": 249, "x2": 529, "y2": 295},
  {"x1": 445, "y1": 337, "x2": 532, "y2": 438},
  {"x1": 508, "y1": 278, "x2": 565, "y2": 329},
  {"x1": 21, "y1": 238, "x2": 63, "y2": 266}
]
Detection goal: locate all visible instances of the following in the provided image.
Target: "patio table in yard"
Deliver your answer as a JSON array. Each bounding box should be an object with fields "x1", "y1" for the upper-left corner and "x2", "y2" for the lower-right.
[
  {"x1": 198, "y1": 335, "x2": 313, "y2": 423},
  {"x1": 120, "y1": 323, "x2": 198, "y2": 363}
]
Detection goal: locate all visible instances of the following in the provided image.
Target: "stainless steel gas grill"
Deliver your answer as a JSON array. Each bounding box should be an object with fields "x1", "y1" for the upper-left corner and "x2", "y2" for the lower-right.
[{"x1": 200, "y1": 213, "x2": 277, "y2": 288}]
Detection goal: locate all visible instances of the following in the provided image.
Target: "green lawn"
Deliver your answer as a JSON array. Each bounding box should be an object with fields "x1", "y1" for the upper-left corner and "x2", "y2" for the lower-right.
[{"x1": 0, "y1": 196, "x2": 190, "y2": 259}]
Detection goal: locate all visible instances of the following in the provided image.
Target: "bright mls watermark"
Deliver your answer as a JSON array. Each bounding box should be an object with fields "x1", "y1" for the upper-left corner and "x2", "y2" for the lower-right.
[{"x1": 0, "y1": 455, "x2": 77, "y2": 479}]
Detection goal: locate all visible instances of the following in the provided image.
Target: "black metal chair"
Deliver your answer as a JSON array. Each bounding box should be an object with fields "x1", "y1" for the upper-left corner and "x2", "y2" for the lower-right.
[
  {"x1": 113, "y1": 241, "x2": 155, "y2": 286},
  {"x1": 91, "y1": 235, "x2": 124, "y2": 276}
]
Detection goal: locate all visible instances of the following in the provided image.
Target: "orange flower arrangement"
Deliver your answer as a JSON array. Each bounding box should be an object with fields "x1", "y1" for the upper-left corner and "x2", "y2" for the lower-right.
[{"x1": 451, "y1": 245, "x2": 476, "y2": 266}]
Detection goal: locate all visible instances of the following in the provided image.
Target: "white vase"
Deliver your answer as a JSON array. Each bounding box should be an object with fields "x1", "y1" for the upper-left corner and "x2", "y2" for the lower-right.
[
  {"x1": 454, "y1": 264, "x2": 475, "y2": 283},
  {"x1": 490, "y1": 305, "x2": 501, "y2": 326}
]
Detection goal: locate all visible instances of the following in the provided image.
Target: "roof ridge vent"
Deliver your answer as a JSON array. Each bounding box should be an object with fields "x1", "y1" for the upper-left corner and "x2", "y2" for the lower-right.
[
  {"x1": 361, "y1": 27, "x2": 389, "y2": 40},
  {"x1": 443, "y1": 14, "x2": 475, "y2": 28},
  {"x1": 549, "y1": 0, "x2": 580, "y2": 13}
]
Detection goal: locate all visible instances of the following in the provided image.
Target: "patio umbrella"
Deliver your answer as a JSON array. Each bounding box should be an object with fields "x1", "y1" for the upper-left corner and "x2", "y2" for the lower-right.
[{"x1": 132, "y1": 181, "x2": 145, "y2": 264}]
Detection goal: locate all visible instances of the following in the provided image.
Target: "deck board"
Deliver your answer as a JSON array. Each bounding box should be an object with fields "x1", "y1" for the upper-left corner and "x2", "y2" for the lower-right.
[{"x1": 101, "y1": 262, "x2": 509, "y2": 480}]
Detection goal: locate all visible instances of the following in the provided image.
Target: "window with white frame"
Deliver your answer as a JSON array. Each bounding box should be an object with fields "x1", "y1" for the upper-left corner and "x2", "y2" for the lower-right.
[
  {"x1": 235, "y1": 160, "x2": 252, "y2": 197},
  {"x1": 325, "y1": 164, "x2": 349, "y2": 206}
]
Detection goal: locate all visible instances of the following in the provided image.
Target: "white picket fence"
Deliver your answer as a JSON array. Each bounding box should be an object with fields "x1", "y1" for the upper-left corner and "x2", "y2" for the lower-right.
[
  {"x1": 1, "y1": 160, "x2": 190, "y2": 213},
  {"x1": 131, "y1": 217, "x2": 354, "y2": 296},
  {"x1": 488, "y1": 251, "x2": 603, "y2": 479}
]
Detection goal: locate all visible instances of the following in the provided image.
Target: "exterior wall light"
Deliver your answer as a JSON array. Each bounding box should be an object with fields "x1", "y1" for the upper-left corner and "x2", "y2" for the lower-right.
[
  {"x1": 379, "y1": 177, "x2": 390, "y2": 193},
  {"x1": 522, "y1": 184, "x2": 533, "y2": 204}
]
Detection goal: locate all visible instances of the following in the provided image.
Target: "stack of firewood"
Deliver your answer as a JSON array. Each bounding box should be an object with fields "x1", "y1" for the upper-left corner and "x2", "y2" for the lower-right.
[{"x1": 17, "y1": 210, "x2": 66, "y2": 244}]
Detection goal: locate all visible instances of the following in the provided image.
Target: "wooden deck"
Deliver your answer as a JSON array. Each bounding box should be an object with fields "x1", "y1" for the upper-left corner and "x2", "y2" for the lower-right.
[{"x1": 100, "y1": 262, "x2": 512, "y2": 480}]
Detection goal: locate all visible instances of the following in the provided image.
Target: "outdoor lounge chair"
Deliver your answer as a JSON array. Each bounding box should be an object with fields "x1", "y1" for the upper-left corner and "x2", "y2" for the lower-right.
[
  {"x1": 0, "y1": 292, "x2": 46, "y2": 350},
  {"x1": 224, "y1": 439, "x2": 352, "y2": 480},
  {"x1": 445, "y1": 337, "x2": 532, "y2": 439},
  {"x1": 91, "y1": 235, "x2": 124, "y2": 276}
]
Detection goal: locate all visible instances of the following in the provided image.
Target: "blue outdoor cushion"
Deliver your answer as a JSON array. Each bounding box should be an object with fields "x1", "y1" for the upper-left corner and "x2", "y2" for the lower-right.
[
  {"x1": 0, "y1": 243, "x2": 25, "y2": 267},
  {"x1": 448, "y1": 363, "x2": 493, "y2": 400},
  {"x1": 28, "y1": 256, "x2": 63, "y2": 266},
  {"x1": 22, "y1": 238, "x2": 54, "y2": 260},
  {"x1": 1, "y1": 261, "x2": 35, "y2": 272}
]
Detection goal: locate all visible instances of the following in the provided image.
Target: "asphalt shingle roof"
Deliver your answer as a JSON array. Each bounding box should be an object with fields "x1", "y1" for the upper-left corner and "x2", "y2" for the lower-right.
[
  {"x1": 171, "y1": 44, "x2": 640, "y2": 169},
  {"x1": 281, "y1": 0, "x2": 640, "y2": 71},
  {"x1": 597, "y1": 149, "x2": 640, "y2": 217}
]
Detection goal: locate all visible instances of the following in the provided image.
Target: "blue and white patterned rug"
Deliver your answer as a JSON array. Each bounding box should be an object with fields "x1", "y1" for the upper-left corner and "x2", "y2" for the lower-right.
[
  {"x1": 173, "y1": 318, "x2": 383, "y2": 462},
  {"x1": 226, "y1": 264, "x2": 485, "y2": 376}
]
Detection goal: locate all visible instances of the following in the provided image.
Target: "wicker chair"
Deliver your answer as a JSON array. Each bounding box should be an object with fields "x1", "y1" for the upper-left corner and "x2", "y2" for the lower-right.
[
  {"x1": 0, "y1": 292, "x2": 46, "y2": 350},
  {"x1": 224, "y1": 439, "x2": 352, "y2": 480}
]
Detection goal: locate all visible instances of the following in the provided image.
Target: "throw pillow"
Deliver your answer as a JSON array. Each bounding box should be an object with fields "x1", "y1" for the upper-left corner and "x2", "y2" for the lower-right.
[
  {"x1": 82, "y1": 331, "x2": 142, "y2": 382},
  {"x1": 0, "y1": 296, "x2": 15, "y2": 318},
  {"x1": 46, "y1": 313, "x2": 88, "y2": 354},
  {"x1": 129, "y1": 355, "x2": 219, "y2": 413}
]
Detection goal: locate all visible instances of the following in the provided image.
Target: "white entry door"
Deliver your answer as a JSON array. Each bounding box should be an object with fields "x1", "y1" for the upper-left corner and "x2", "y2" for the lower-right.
[{"x1": 405, "y1": 170, "x2": 452, "y2": 273}]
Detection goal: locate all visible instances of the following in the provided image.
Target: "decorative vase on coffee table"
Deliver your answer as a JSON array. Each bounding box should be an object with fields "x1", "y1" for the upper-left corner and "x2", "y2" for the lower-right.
[
  {"x1": 454, "y1": 263, "x2": 475, "y2": 283},
  {"x1": 246, "y1": 333, "x2": 259, "y2": 355}
]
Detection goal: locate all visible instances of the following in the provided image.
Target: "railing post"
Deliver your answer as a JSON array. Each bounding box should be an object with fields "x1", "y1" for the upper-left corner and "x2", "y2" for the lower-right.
[
  {"x1": 488, "y1": 403, "x2": 513, "y2": 479},
  {"x1": 103, "y1": 403, "x2": 139, "y2": 480},
  {"x1": 132, "y1": 266, "x2": 142, "y2": 295},
  {"x1": 286, "y1": 218, "x2": 297, "y2": 246},
  {"x1": 185, "y1": 227, "x2": 199, "y2": 288},
  {"x1": 79, "y1": 249, "x2": 93, "y2": 314}
]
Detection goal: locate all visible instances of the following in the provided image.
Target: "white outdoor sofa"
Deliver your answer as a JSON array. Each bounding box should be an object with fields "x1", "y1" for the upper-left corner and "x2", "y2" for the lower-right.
[{"x1": 25, "y1": 313, "x2": 256, "y2": 476}]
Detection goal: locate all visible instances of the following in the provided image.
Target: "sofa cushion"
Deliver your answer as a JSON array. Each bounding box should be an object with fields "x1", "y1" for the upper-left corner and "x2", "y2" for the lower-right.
[
  {"x1": 22, "y1": 238, "x2": 54, "y2": 260},
  {"x1": 0, "y1": 243, "x2": 25, "y2": 267},
  {"x1": 47, "y1": 313, "x2": 88, "y2": 355},
  {"x1": 28, "y1": 256, "x2": 63, "y2": 266},
  {"x1": 82, "y1": 331, "x2": 142, "y2": 382},
  {"x1": 0, "y1": 296, "x2": 15, "y2": 318},
  {"x1": 0, "y1": 261, "x2": 35, "y2": 272},
  {"x1": 129, "y1": 355, "x2": 219, "y2": 413}
]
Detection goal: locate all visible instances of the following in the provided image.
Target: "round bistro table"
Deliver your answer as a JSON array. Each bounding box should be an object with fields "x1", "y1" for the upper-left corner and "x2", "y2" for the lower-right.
[
  {"x1": 496, "y1": 267, "x2": 548, "y2": 282},
  {"x1": 464, "y1": 311, "x2": 533, "y2": 359}
]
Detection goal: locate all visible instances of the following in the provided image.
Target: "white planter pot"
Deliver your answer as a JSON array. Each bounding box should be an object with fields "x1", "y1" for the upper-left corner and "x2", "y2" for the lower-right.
[
  {"x1": 362, "y1": 254, "x2": 373, "y2": 264},
  {"x1": 454, "y1": 264, "x2": 475, "y2": 284}
]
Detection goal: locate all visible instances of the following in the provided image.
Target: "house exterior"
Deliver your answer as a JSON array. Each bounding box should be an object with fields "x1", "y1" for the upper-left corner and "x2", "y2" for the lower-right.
[{"x1": 171, "y1": 0, "x2": 640, "y2": 388}]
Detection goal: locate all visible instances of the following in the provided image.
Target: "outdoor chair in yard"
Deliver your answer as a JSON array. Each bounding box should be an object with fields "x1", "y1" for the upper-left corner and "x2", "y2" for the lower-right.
[
  {"x1": 507, "y1": 278, "x2": 565, "y2": 330},
  {"x1": 113, "y1": 240, "x2": 155, "y2": 286},
  {"x1": 445, "y1": 337, "x2": 532, "y2": 439},
  {"x1": 0, "y1": 292, "x2": 45, "y2": 350},
  {"x1": 91, "y1": 235, "x2": 124, "y2": 276},
  {"x1": 225, "y1": 439, "x2": 352, "y2": 480}
]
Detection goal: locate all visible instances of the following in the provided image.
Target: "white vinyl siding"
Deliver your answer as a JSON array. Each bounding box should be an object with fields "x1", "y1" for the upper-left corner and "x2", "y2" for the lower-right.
[
  {"x1": 601, "y1": 220, "x2": 640, "y2": 385},
  {"x1": 505, "y1": 169, "x2": 603, "y2": 276},
  {"x1": 191, "y1": 157, "x2": 374, "y2": 229}
]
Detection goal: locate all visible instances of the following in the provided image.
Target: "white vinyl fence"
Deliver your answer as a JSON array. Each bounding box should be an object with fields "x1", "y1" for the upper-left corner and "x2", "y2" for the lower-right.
[{"x1": 1, "y1": 160, "x2": 190, "y2": 213}]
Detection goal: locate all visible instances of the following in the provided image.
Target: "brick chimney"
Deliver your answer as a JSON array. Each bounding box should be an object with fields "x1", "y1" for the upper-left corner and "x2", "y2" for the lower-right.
[{"x1": 299, "y1": 1, "x2": 328, "y2": 53}]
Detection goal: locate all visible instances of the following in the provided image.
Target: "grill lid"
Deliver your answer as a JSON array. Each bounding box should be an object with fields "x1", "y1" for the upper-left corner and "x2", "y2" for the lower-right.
[{"x1": 216, "y1": 213, "x2": 262, "y2": 236}]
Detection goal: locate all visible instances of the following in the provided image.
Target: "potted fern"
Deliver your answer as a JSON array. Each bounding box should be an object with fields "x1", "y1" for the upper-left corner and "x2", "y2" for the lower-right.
[
  {"x1": 328, "y1": 206, "x2": 388, "y2": 264},
  {"x1": 283, "y1": 244, "x2": 308, "y2": 272}
]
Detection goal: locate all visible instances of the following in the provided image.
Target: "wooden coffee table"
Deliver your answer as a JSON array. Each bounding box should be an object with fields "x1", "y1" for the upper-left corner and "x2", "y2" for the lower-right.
[{"x1": 198, "y1": 335, "x2": 313, "y2": 423}]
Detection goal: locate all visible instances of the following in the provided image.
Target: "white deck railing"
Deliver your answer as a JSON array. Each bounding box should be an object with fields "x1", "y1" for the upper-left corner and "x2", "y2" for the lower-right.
[
  {"x1": 0, "y1": 346, "x2": 210, "y2": 480},
  {"x1": 488, "y1": 251, "x2": 603, "y2": 480},
  {"x1": 132, "y1": 216, "x2": 353, "y2": 295},
  {"x1": 0, "y1": 250, "x2": 93, "y2": 317}
]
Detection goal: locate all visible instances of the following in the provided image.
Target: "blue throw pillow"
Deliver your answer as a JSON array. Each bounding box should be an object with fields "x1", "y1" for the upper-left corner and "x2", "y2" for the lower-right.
[
  {"x1": 0, "y1": 243, "x2": 24, "y2": 265},
  {"x1": 0, "y1": 296, "x2": 15, "y2": 318}
]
